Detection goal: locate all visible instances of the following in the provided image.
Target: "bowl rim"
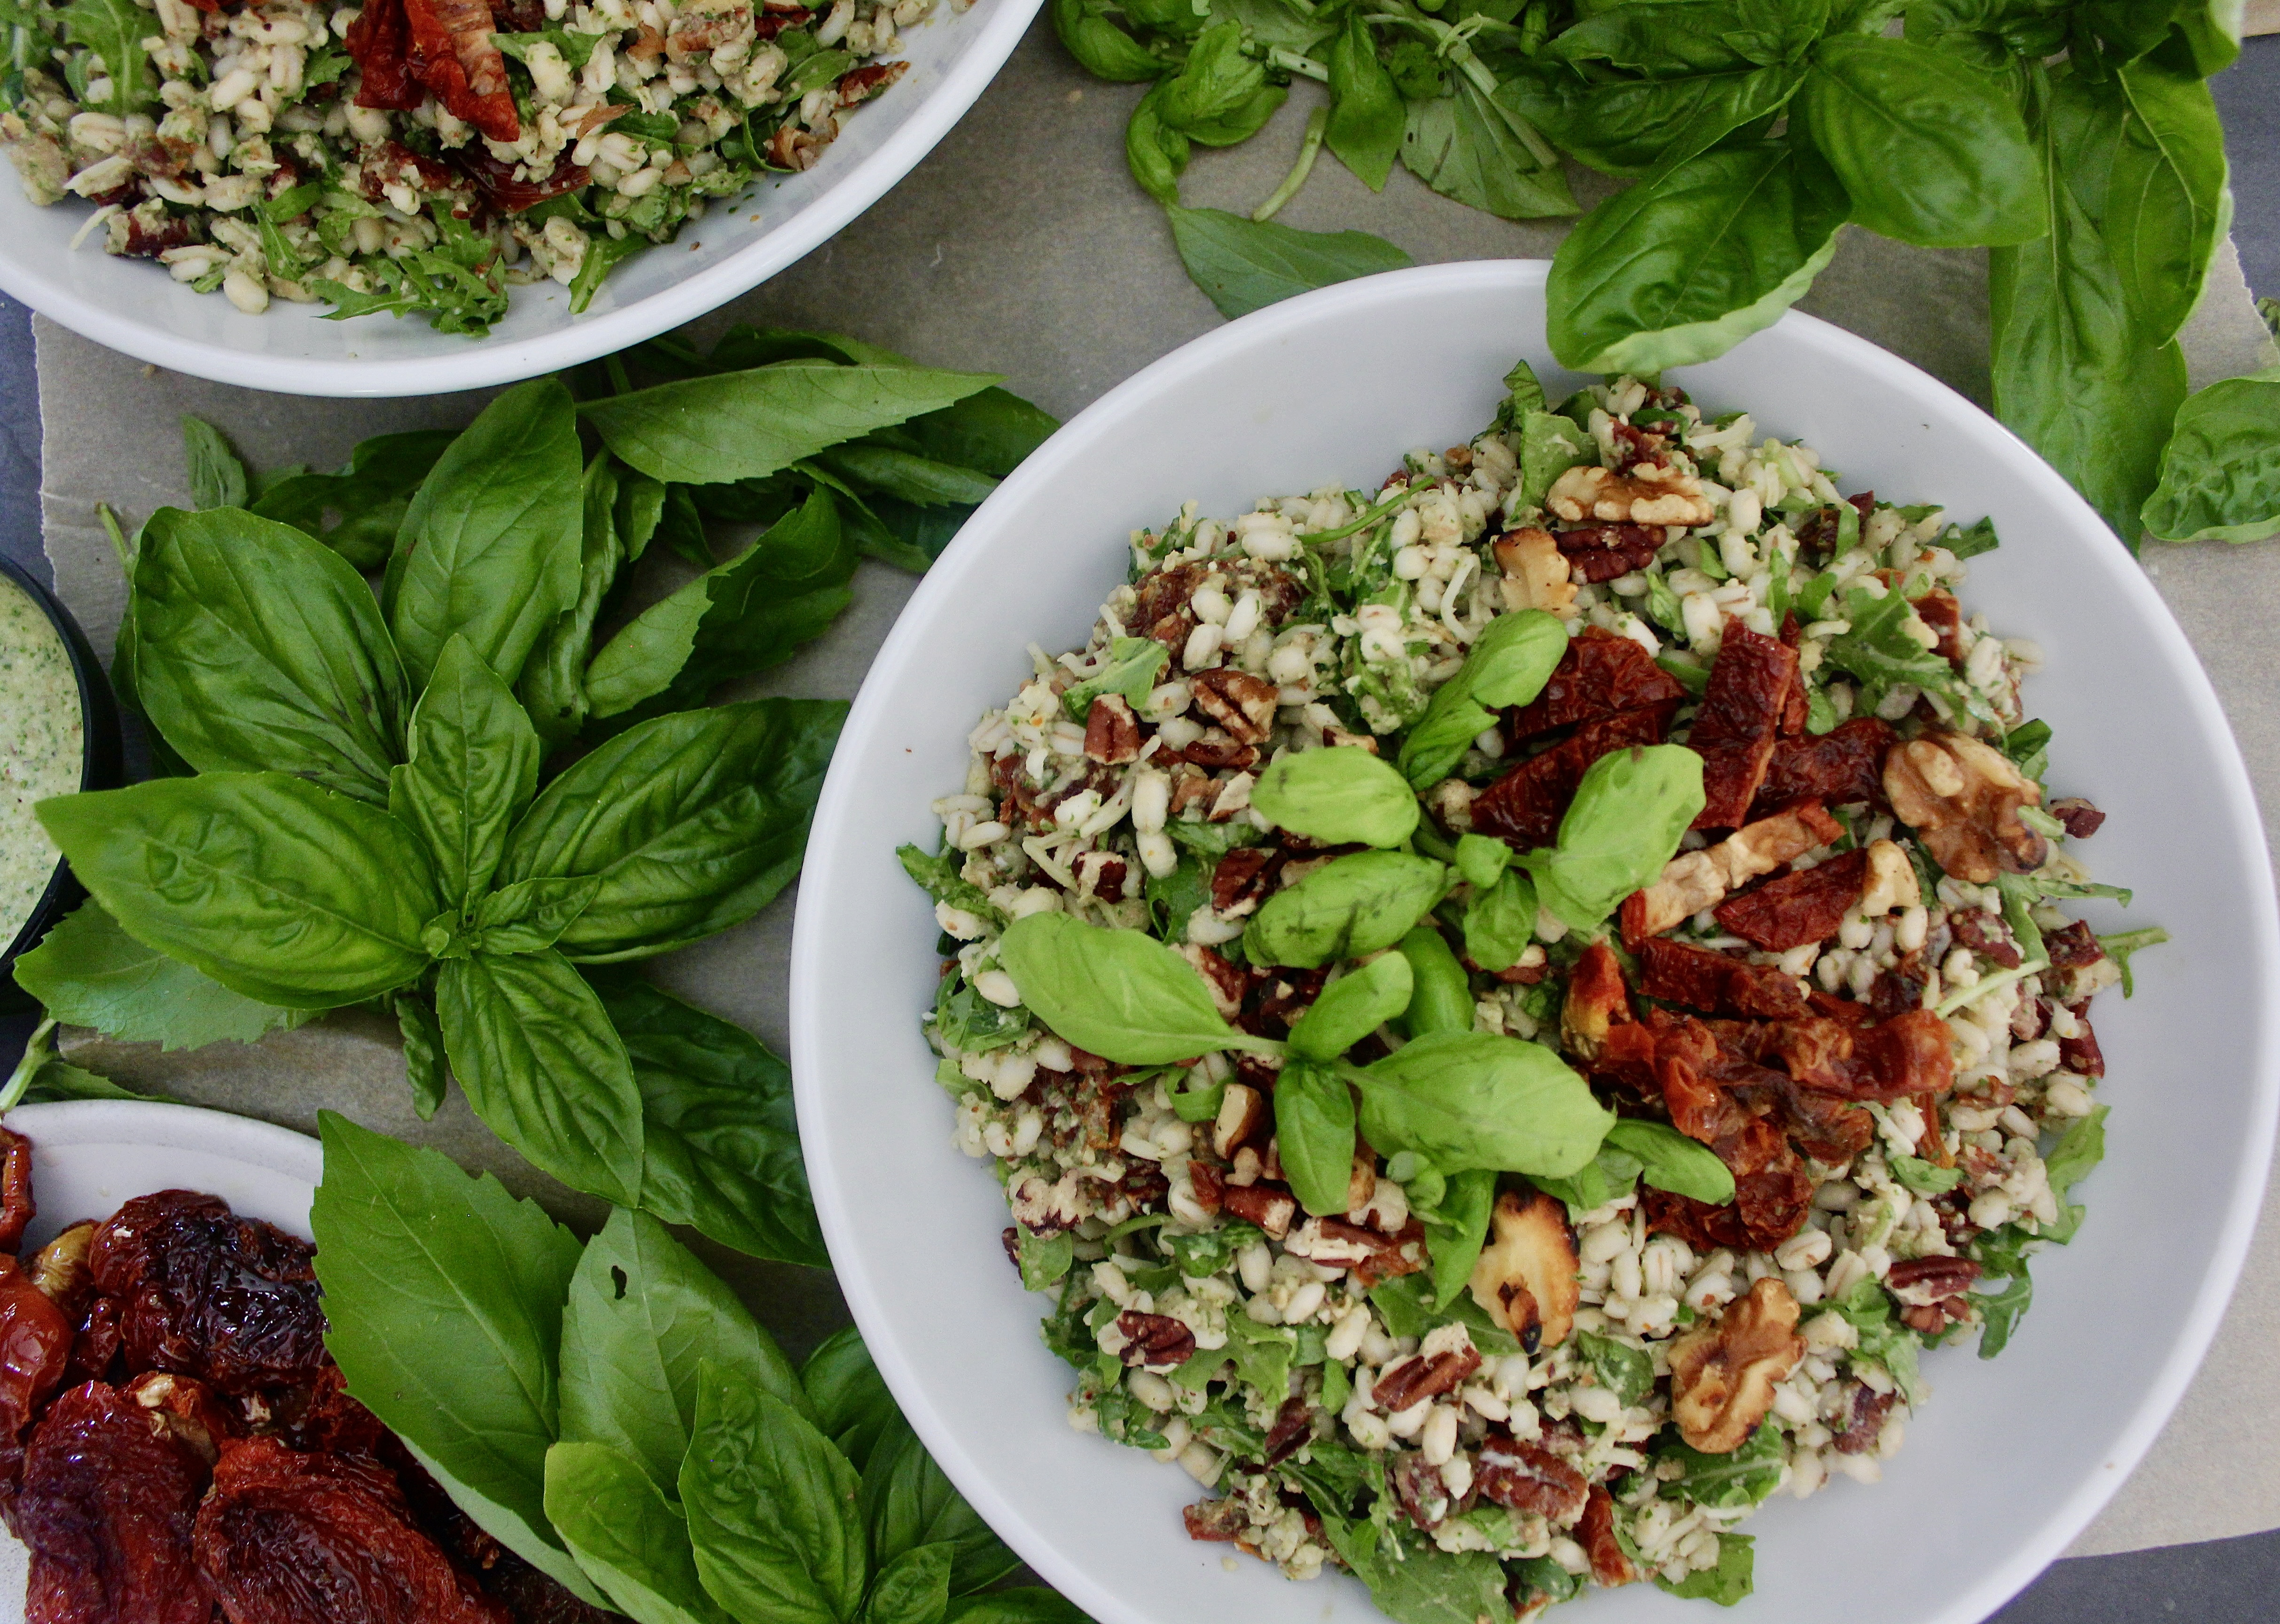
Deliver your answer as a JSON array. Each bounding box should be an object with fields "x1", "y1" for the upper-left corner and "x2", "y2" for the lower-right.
[
  {"x1": 789, "y1": 258, "x2": 2280, "y2": 1624},
  {"x1": 0, "y1": 0, "x2": 1043, "y2": 399},
  {"x1": 0, "y1": 553, "x2": 124, "y2": 973}
]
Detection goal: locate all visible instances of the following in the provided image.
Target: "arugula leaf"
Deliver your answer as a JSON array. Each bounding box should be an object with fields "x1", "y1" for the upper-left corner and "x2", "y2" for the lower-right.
[
  {"x1": 494, "y1": 25, "x2": 604, "y2": 68},
  {"x1": 1653, "y1": 1421, "x2": 1785, "y2": 1507},
  {"x1": 1654, "y1": 1532, "x2": 1754, "y2": 1603},
  {"x1": 1576, "y1": 1329, "x2": 1655, "y2": 1406},
  {"x1": 2099, "y1": 925, "x2": 2168, "y2": 995},
  {"x1": 546, "y1": 1442, "x2": 735, "y2": 1624},
  {"x1": 1829, "y1": 1275, "x2": 1925, "y2": 1402},
  {"x1": 12, "y1": 899, "x2": 306, "y2": 1050},
  {"x1": 1316, "y1": 1513, "x2": 1508, "y2": 1624},
  {"x1": 1059, "y1": 637, "x2": 1168, "y2": 724},
  {"x1": 861, "y1": 1415, "x2": 1023, "y2": 1596},
  {"x1": 802, "y1": 1327, "x2": 901, "y2": 1472},
  {"x1": 311, "y1": 1114, "x2": 606, "y2": 1608},
  {"x1": 59, "y1": 0, "x2": 153, "y2": 111},
  {"x1": 1890, "y1": 1151, "x2": 1963, "y2": 1194},
  {"x1": 1165, "y1": 206, "x2": 1415, "y2": 321}
]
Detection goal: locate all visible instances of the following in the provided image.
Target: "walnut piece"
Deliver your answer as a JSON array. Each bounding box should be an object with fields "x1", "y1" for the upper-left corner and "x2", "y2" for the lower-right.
[
  {"x1": 1545, "y1": 462, "x2": 1715, "y2": 528},
  {"x1": 1667, "y1": 1277, "x2": 1806, "y2": 1452},
  {"x1": 1882, "y1": 731, "x2": 2046, "y2": 883},
  {"x1": 1494, "y1": 527, "x2": 1577, "y2": 617},
  {"x1": 1468, "y1": 1189, "x2": 1579, "y2": 1352},
  {"x1": 1855, "y1": 838, "x2": 1917, "y2": 917},
  {"x1": 1625, "y1": 801, "x2": 1841, "y2": 937}
]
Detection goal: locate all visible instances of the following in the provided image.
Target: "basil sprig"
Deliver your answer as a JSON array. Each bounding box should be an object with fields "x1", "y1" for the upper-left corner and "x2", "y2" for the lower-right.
[
  {"x1": 1245, "y1": 851, "x2": 1451, "y2": 969},
  {"x1": 1396, "y1": 609, "x2": 1566, "y2": 789},
  {"x1": 1516, "y1": 743, "x2": 1705, "y2": 932}
]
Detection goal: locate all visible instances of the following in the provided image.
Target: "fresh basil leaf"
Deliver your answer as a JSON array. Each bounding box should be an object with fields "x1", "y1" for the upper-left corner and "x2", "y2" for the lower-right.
[
  {"x1": 1244, "y1": 851, "x2": 1449, "y2": 969},
  {"x1": 802, "y1": 1327, "x2": 900, "y2": 1472},
  {"x1": 387, "y1": 379, "x2": 585, "y2": 690},
  {"x1": 1251, "y1": 747, "x2": 1420, "y2": 848},
  {"x1": 246, "y1": 429, "x2": 457, "y2": 573},
  {"x1": 1575, "y1": 1329, "x2": 1655, "y2": 1406},
  {"x1": 39, "y1": 773, "x2": 438, "y2": 1008},
  {"x1": 1273, "y1": 1060, "x2": 1361, "y2": 1216},
  {"x1": 863, "y1": 1544, "x2": 953, "y2": 1624},
  {"x1": 861, "y1": 1416, "x2": 1022, "y2": 1596},
  {"x1": 943, "y1": 1594, "x2": 1088, "y2": 1624},
  {"x1": 1890, "y1": 1150, "x2": 1963, "y2": 1194},
  {"x1": 311, "y1": 1113, "x2": 606, "y2": 1608},
  {"x1": 1546, "y1": 138, "x2": 1848, "y2": 374},
  {"x1": 592, "y1": 971, "x2": 828, "y2": 1268},
  {"x1": 1654, "y1": 1532, "x2": 1755, "y2": 1602},
  {"x1": 1125, "y1": 87, "x2": 1190, "y2": 204},
  {"x1": 560, "y1": 1207, "x2": 811, "y2": 1502},
  {"x1": 1288, "y1": 953, "x2": 1414, "y2": 1061},
  {"x1": 499, "y1": 699, "x2": 844, "y2": 961},
  {"x1": 180, "y1": 414, "x2": 249, "y2": 511},
  {"x1": 1398, "y1": 610, "x2": 1567, "y2": 788},
  {"x1": 1401, "y1": 78, "x2": 1577, "y2": 221},
  {"x1": 519, "y1": 453, "x2": 626, "y2": 748},
  {"x1": 547, "y1": 1441, "x2": 735, "y2": 1624},
  {"x1": 12, "y1": 899, "x2": 307, "y2": 1049},
  {"x1": 1542, "y1": 0, "x2": 1758, "y2": 73},
  {"x1": 1166, "y1": 205, "x2": 1415, "y2": 321},
  {"x1": 396, "y1": 991, "x2": 447, "y2": 1119},
  {"x1": 1605, "y1": 1117, "x2": 1735, "y2": 1204},
  {"x1": 59, "y1": 0, "x2": 155, "y2": 111},
  {"x1": 1059, "y1": 637, "x2": 1168, "y2": 723},
  {"x1": 584, "y1": 365, "x2": 999, "y2": 486},
  {"x1": 1155, "y1": 19, "x2": 1260, "y2": 130},
  {"x1": 1517, "y1": 410, "x2": 1591, "y2": 512},
  {"x1": 1453, "y1": 832, "x2": 1510, "y2": 890},
  {"x1": 1653, "y1": 1421, "x2": 1786, "y2": 1507},
  {"x1": 1394, "y1": 923, "x2": 1474, "y2": 1039},
  {"x1": 1357, "y1": 1030, "x2": 1613, "y2": 1176},
  {"x1": 1418, "y1": 1166, "x2": 1494, "y2": 1312},
  {"x1": 815, "y1": 445, "x2": 999, "y2": 509},
  {"x1": 2100, "y1": 58, "x2": 2227, "y2": 344},
  {"x1": 1502, "y1": 60, "x2": 1804, "y2": 178},
  {"x1": 467, "y1": 874, "x2": 601, "y2": 956},
  {"x1": 2143, "y1": 368, "x2": 2280, "y2": 543},
  {"x1": 1461, "y1": 868, "x2": 1537, "y2": 975},
  {"x1": 1051, "y1": 0, "x2": 1164, "y2": 78},
  {"x1": 1520, "y1": 743, "x2": 1704, "y2": 930},
  {"x1": 899, "y1": 387, "x2": 1057, "y2": 479},
  {"x1": 1326, "y1": 15, "x2": 1402, "y2": 190},
  {"x1": 128, "y1": 506, "x2": 407, "y2": 804},
  {"x1": 1990, "y1": 69, "x2": 2188, "y2": 546},
  {"x1": 681, "y1": 1365, "x2": 867, "y2": 1624},
  {"x1": 438, "y1": 948, "x2": 646, "y2": 1208},
  {"x1": 997, "y1": 912, "x2": 1275, "y2": 1064},
  {"x1": 390, "y1": 633, "x2": 541, "y2": 913}
]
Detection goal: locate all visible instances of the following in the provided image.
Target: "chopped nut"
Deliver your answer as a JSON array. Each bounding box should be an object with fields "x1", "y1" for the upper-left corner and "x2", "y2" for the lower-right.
[
  {"x1": 1667, "y1": 1277, "x2": 1806, "y2": 1452},
  {"x1": 1545, "y1": 462, "x2": 1715, "y2": 528},
  {"x1": 1882, "y1": 731, "x2": 2046, "y2": 883},
  {"x1": 1474, "y1": 1430, "x2": 1587, "y2": 1522},
  {"x1": 1857, "y1": 837, "x2": 1917, "y2": 917},
  {"x1": 1345, "y1": 1145, "x2": 1377, "y2": 1216},
  {"x1": 1220, "y1": 1181, "x2": 1296, "y2": 1240},
  {"x1": 1430, "y1": 779, "x2": 1477, "y2": 832},
  {"x1": 1116, "y1": 1310, "x2": 1197, "y2": 1369},
  {"x1": 1624, "y1": 802, "x2": 1842, "y2": 938},
  {"x1": 1190, "y1": 668, "x2": 1281, "y2": 744},
  {"x1": 1212, "y1": 1082, "x2": 1265, "y2": 1159},
  {"x1": 1468, "y1": 1189, "x2": 1579, "y2": 1352},
  {"x1": 1372, "y1": 1324, "x2": 1482, "y2": 1411},
  {"x1": 1083, "y1": 694, "x2": 1142, "y2": 764},
  {"x1": 1494, "y1": 526, "x2": 1578, "y2": 617},
  {"x1": 1182, "y1": 945, "x2": 1249, "y2": 1017},
  {"x1": 1577, "y1": 1484, "x2": 1637, "y2": 1586},
  {"x1": 2050, "y1": 796, "x2": 2106, "y2": 838}
]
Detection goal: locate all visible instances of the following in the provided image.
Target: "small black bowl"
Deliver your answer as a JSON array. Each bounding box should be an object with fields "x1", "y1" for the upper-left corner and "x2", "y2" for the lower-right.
[{"x1": 0, "y1": 553, "x2": 125, "y2": 1009}]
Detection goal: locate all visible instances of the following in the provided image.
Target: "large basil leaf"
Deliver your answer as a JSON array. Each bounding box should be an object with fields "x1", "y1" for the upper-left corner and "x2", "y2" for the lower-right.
[
  {"x1": 1397, "y1": 609, "x2": 1565, "y2": 788},
  {"x1": 2142, "y1": 369, "x2": 2280, "y2": 543},
  {"x1": 437, "y1": 949, "x2": 646, "y2": 1208},
  {"x1": 497, "y1": 699, "x2": 845, "y2": 961},
  {"x1": 583, "y1": 366, "x2": 999, "y2": 485},
  {"x1": 681, "y1": 1363, "x2": 867, "y2": 1624},
  {"x1": 1418, "y1": 1167, "x2": 1495, "y2": 1314},
  {"x1": 1546, "y1": 140, "x2": 1849, "y2": 374},
  {"x1": 860, "y1": 1415, "x2": 1022, "y2": 1596},
  {"x1": 1991, "y1": 69, "x2": 2188, "y2": 544},
  {"x1": 11, "y1": 899, "x2": 307, "y2": 1050},
  {"x1": 180, "y1": 415, "x2": 248, "y2": 511},
  {"x1": 128, "y1": 506, "x2": 406, "y2": 804},
  {"x1": 310, "y1": 1114, "x2": 606, "y2": 1608},
  {"x1": 1400, "y1": 78, "x2": 1578, "y2": 221},
  {"x1": 1357, "y1": 1031, "x2": 1613, "y2": 1176},
  {"x1": 1799, "y1": 34, "x2": 2043, "y2": 247},
  {"x1": 1519, "y1": 743, "x2": 1704, "y2": 929},
  {"x1": 898, "y1": 387, "x2": 1058, "y2": 478},
  {"x1": 560, "y1": 1208, "x2": 811, "y2": 1499},
  {"x1": 1274, "y1": 1060, "x2": 1359, "y2": 1217},
  {"x1": 39, "y1": 773, "x2": 438, "y2": 1008},
  {"x1": 1287, "y1": 952, "x2": 1414, "y2": 1062},
  {"x1": 546, "y1": 1442, "x2": 735, "y2": 1624},
  {"x1": 2100, "y1": 57, "x2": 2228, "y2": 343},
  {"x1": 812, "y1": 445, "x2": 998, "y2": 509},
  {"x1": 593, "y1": 973, "x2": 827, "y2": 1267},
  {"x1": 519, "y1": 453, "x2": 626, "y2": 748},
  {"x1": 1250, "y1": 748, "x2": 1419, "y2": 849},
  {"x1": 390, "y1": 633, "x2": 540, "y2": 914},
  {"x1": 865, "y1": 1546, "x2": 954, "y2": 1624},
  {"x1": 386, "y1": 378, "x2": 586, "y2": 690},
  {"x1": 1165, "y1": 206, "x2": 1415, "y2": 321},
  {"x1": 1541, "y1": 1, "x2": 1761, "y2": 75},
  {"x1": 1500, "y1": 61, "x2": 1803, "y2": 178},
  {"x1": 1243, "y1": 851, "x2": 1449, "y2": 969},
  {"x1": 802, "y1": 1328, "x2": 900, "y2": 1472},
  {"x1": 250, "y1": 429, "x2": 459, "y2": 574},
  {"x1": 1326, "y1": 15, "x2": 1402, "y2": 190},
  {"x1": 997, "y1": 912, "x2": 1277, "y2": 1064}
]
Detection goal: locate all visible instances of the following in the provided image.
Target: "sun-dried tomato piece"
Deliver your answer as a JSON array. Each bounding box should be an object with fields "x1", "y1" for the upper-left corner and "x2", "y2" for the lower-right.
[
  {"x1": 1714, "y1": 848, "x2": 1869, "y2": 951},
  {"x1": 2043, "y1": 920, "x2": 2105, "y2": 969},
  {"x1": 194, "y1": 1437, "x2": 511, "y2": 1624},
  {"x1": 1642, "y1": 1186, "x2": 1751, "y2": 1251},
  {"x1": 1734, "y1": 1162, "x2": 1813, "y2": 1247},
  {"x1": 1687, "y1": 625, "x2": 1798, "y2": 828},
  {"x1": 1847, "y1": 1009, "x2": 1955, "y2": 1101},
  {"x1": 1635, "y1": 938, "x2": 1809, "y2": 1018},
  {"x1": 344, "y1": 0, "x2": 420, "y2": 108},
  {"x1": 1473, "y1": 710, "x2": 1668, "y2": 851},
  {"x1": 1506, "y1": 627, "x2": 1686, "y2": 742},
  {"x1": 1776, "y1": 613, "x2": 1809, "y2": 737},
  {"x1": 450, "y1": 148, "x2": 589, "y2": 213},
  {"x1": 89, "y1": 1193, "x2": 328, "y2": 1396},
  {"x1": 348, "y1": 0, "x2": 519, "y2": 139},
  {"x1": 13, "y1": 1380, "x2": 213, "y2": 1624},
  {"x1": 1750, "y1": 718, "x2": 1896, "y2": 820},
  {"x1": 1550, "y1": 523, "x2": 1664, "y2": 584},
  {"x1": 0, "y1": 1128, "x2": 33, "y2": 1254},
  {"x1": 0, "y1": 1256, "x2": 74, "y2": 1497}
]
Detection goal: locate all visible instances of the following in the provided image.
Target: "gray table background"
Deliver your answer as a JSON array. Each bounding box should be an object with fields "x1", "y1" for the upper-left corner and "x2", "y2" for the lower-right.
[{"x1": 5, "y1": 23, "x2": 2280, "y2": 1622}]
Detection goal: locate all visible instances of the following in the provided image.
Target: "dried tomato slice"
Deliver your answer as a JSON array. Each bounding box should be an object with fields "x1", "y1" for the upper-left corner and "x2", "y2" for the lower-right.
[
  {"x1": 1635, "y1": 938, "x2": 1809, "y2": 1019},
  {"x1": 1687, "y1": 624, "x2": 1798, "y2": 828},
  {"x1": 1506, "y1": 627, "x2": 1685, "y2": 742},
  {"x1": 0, "y1": 1129, "x2": 35, "y2": 1254},
  {"x1": 1749, "y1": 717, "x2": 1896, "y2": 820},
  {"x1": 1472, "y1": 708, "x2": 1668, "y2": 850},
  {"x1": 348, "y1": 0, "x2": 520, "y2": 141},
  {"x1": 451, "y1": 148, "x2": 591, "y2": 212},
  {"x1": 1714, "y1": 848, "x2": 1870, "y2": 951}
]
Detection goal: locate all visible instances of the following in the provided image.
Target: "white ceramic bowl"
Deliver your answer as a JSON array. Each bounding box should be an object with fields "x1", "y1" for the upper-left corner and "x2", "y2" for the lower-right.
[
  {"x1": 0, "y1": 0, "x2": 1038, "y2": 397},
  {"x1": 0, "y1": 1101, "x2": 321, "y2": 1622},
  {"x1": 791, "y1": 260, "x2": 2280, "y2": 1624}
]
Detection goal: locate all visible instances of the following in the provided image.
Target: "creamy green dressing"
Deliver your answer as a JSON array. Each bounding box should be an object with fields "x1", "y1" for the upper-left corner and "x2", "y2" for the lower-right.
[{"x1": 0, "y1": 578, "x2": 82, "y2": 947}]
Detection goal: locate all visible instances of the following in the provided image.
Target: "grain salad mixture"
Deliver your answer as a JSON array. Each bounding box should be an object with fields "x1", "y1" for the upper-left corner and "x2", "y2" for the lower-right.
[
  {"x1": 899, "y1": 361, "x2": 2162, "y2": 1617},
  {"x1": 0, "y1": 0, "x2": 955, "y2": 329}
]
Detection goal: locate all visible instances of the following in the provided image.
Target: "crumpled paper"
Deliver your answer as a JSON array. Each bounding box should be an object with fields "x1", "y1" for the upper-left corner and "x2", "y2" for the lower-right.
[{"x1": 31, "y1": 15, "x2": 2280, "y2": 1554}]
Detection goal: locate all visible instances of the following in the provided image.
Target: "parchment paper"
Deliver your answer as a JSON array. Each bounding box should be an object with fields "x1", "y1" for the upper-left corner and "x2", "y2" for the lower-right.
[{"x1": 31, "y1": 16, "x2": 2280, "y2": 1554}]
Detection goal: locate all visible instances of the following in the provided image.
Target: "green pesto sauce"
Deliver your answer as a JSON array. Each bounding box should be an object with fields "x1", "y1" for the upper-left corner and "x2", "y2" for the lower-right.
[{"x1": 0, "y1": 578, "x2": 82, "y2": 946}]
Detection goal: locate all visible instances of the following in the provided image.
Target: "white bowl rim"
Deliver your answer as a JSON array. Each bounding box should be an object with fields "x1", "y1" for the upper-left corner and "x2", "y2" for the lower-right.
[
  {"x1": 0, "y1": 0, "x2": 1042, "y2": 399},
  {"x1": 4, "y1": 1098, "x2": 323, "y2": 1192},
  {"x1": 791, "y1": 258, "x2": 2280, "y2": 1624}
]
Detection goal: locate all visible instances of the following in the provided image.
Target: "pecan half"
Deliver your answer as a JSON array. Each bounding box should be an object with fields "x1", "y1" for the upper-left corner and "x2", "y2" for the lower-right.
[
  {"x1": 1882, "y1": 732, "x2": 2046, "y2": 883},
  {"x1": 1116, "y1": 1311, "x2": 1197, "y2": 1369},
  {"x1": 1667, "y1": 1277, "x2": 1805, "y2": 1452},
  {"x1": 1577, "y1": 1484, "x2": 1636, "y2": 1586},
  {"x1": 2050, "y1": 796, "x2": 2106, "y2": 839},
  {"x1": 1474, "y1": 1431, "x2": 1587, "y2": 1522},
  {"x1": 1190, "y1": 669, "x2": 1280, "y2": 745},
  {"x1": 1219, "y1": 1182, "x2": 1296, "y2": 1240},
  {"x1": 1083, "y1": 695, "x2": 1142, "y2": 764},
  {"x1": 1832, "y1": 1382, "x2": 1896, "y2": 1455},
  {"x1": 1371, "y1": 1326, "x2": 1481, "y2": 1413},
  {"x1": 1467, "y1": 1190, "x2": 1578, "y2": 1352},
  {"x1": 1622, "y1": 801, "x2": 1843, "y2": 940},
  {"x1": 1545, "y1": 462, "x2": 1714, "y2": 529},
  {"x1": 1885, "y1": 1256, "x2": 1980, "y2": 1307}
]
